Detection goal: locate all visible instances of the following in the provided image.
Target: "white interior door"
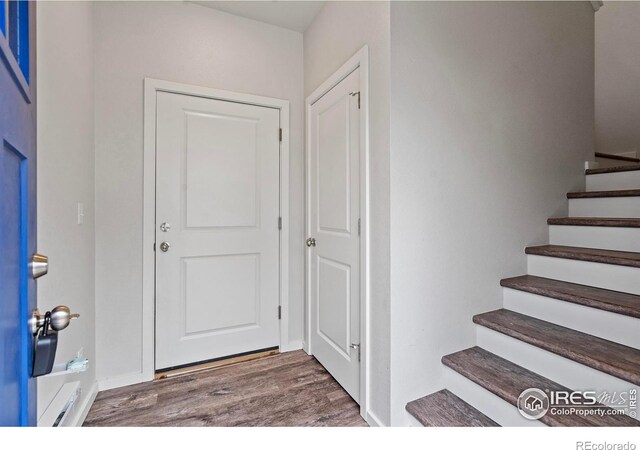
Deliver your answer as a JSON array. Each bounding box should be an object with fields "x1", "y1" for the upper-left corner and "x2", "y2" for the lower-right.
[
  {"x1": 308, "y1": 68, "x2": 361, "y2": 402},
  {"x1": 155, "y1": 91, "x2": 281, "y2": 370}
]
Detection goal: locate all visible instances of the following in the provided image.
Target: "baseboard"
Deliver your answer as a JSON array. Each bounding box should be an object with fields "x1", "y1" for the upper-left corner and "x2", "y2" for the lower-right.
[
  {"x1": 69, "y1": 381, "x2": 98, "y2": 427},
  {"x1": 366, "y1": 410, "x2": 386, "y2": 427},
  {"x1": 97, "y1": 372, "x2": 147, "y2": 392},
  {"x1": 280, "y1": 340, "x2": 303, "y2": 353}
]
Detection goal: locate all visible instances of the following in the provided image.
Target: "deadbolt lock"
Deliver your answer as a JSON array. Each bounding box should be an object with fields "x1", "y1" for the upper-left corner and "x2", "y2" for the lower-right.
[
  {"x1": 160, "y1": 222, "x2": 171, "y2": 232},
  {"x1": 306, "y1": 237, "x2": 316, "y2": 247},
  {"x1": 31, "y1": 253, "x2": 49, "y2": 279}
]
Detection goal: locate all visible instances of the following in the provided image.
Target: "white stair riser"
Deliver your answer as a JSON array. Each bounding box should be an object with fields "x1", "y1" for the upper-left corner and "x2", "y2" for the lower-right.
[
  {"x1": 568, "y1": 197, "x2": 640, "y2": 218},
  {"x1": 586, "y1": 171, "x2": 640, "y2": 191},
  {"x1": 477, "y1": 327, "x2": 640, "y2": 418},
  {"x1": 502, "y1": 288, "x2": 639, "y2": 349},
  {"x1": 527, "y1": 254, "x2": 640, "y2": 295},
  {"x1": 549, "y1": 225, "x2": 640, "y2": 253},
  {"x1": 443, "y1": 366, "x2": 546, "y2": 427}
]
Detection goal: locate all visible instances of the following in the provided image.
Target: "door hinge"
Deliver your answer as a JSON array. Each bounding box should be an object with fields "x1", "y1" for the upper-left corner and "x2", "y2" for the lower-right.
[
  {"x1": 357, "y1": 218, "x2": 361, "y2": 236},
  {"x1": 349, "y1": 91, "x2": 361, "y2": 109},
  {"x1": 279, "y1": 128, "x2": 283, "y2": 142},
  {"x1": 278, "y1": 305, "x2": 282, "y2": 320},
  {"x1": 278, "y1": 216, "x2": 282, "y2": 230}
]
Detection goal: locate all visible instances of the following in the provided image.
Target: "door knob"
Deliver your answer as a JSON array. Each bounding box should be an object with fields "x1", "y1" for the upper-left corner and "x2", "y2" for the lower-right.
[
  {"x1": 306, "y1": 237, "x2": 316, "y2": 247},
  {"x1": 31, "y1": 306, "x2": 80, "y2": 334},
  {"x1": 31, "y1": 253, "x2": 49, "y2": 279},
  {"x1": 49, "y1": 306, "x2": 80, "y2": 331},
  {"x1": 160, "y1": 241, "x2": 170, "y2": 252}
]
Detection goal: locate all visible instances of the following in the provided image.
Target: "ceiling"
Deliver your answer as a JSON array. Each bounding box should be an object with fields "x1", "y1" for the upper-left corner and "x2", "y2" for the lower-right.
[{"x1": 193, "y1": 1, "x2": 326, "y2": 33}]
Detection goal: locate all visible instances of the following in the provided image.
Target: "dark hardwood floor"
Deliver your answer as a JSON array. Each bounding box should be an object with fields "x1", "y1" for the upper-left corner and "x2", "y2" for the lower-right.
[{"x1": 84, "y1": 350, "x2": 367, "y2": 427}]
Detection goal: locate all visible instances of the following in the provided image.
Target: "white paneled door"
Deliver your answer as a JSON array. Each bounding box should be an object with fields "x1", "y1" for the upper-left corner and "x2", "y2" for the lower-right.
[
  {"x1": 155, "y1": 91, "x2": 281, "y2": 370},
  {"x1": 308, "y1": 68, "x2": 361, "y2": 402}
]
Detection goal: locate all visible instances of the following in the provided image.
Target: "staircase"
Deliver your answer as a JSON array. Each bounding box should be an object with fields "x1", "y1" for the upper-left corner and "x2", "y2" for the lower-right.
[
  {"x1": 595, "y1": 152, "x2": 640, "y2": 169},
  {"x1": 406, "y1": 164, "x2": 640, "y2": 427}
]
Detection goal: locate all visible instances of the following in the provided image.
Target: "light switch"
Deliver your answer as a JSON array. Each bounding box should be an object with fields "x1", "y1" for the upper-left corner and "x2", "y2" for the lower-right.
[{"x1": 77, "y1": 203, "x2": 84, "y2": 225}]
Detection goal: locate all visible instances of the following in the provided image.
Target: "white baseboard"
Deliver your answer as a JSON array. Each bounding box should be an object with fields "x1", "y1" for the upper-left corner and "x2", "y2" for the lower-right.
[
  {"x1": 366, "y1": 409, "x2": 386, "y2": 427},
  {"x1": 280, "y1": 340, "x2": 303, "y2": 353},
  {"x1": 69, "y1": 381, "x2": 98, "y2": 427},
  {"x1": 98, "y1": 372, "x2": 147, "y2": 392}
]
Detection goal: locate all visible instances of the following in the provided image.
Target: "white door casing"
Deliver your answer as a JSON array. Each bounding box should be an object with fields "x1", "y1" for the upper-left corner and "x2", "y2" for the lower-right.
[
  {"x1": 155, "y1": 91, "x2": 281, "y2": 370},
  {"x1": 308, "y1": 67, "x2": 361, "y2": 402}
]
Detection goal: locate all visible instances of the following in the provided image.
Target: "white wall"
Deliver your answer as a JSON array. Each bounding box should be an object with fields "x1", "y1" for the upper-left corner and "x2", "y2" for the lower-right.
[
  {"x1": 36, "y1": 1, "x2": 97, "y2": 424},
  {"x1": 93, "y1": 1, "x2": 304, "y2": 385},
  {"x1": 304, "y1": 1, "x2": 391, "y2": 426},
  {"x1": 595, "y1": 1, "x2": 640, "y2": 154},
  {"x1": 389, "y1": 1, "x2": 594, "y2": 425}
]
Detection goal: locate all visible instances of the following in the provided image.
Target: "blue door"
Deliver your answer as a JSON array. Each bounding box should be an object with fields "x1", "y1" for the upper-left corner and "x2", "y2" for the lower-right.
[{"x1": 0, "y1": 0, "x2": 37, "y2": 426}]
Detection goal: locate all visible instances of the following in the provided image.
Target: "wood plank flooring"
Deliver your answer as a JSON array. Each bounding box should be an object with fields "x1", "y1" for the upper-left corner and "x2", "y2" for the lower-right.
[{"x1": 84, "y1": 351, "x2": 367, "y2": 427}]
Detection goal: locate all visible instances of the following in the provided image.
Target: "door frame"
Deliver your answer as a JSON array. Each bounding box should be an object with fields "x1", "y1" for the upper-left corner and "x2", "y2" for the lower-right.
[
  {"x1": 142, "y1": 78, "x2": 291, "y2": 380},
  {"x1": 304, "y1": 46, "x2": 370, "y2": 419}
]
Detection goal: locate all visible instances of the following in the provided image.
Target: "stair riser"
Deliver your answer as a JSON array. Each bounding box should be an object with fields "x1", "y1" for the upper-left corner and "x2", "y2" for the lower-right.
[
  {"x1": 527, "y1": 254, "x2": 640, "y2": 295},
  {"x1": 442, "y1": 366, "x2": 546, "y2": 427},
  {"x1": 586, "y1": 171, "x2": 640, "y2": 191},
  {"x1": 476, "y1": 327, "x2": 640, "y2": 415},
  {"x1": 568, "y1": 197, "x2": 640, "y2": 218},
  {"x1": 502, "y1": 288, "x2": 639, "y2": 349},
  {"x1": 549, "y1": 225, "x2": 640, "y2": 253}
]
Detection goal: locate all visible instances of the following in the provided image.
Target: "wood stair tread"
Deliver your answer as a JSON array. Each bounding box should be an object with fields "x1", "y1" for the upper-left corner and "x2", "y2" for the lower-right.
[
  {"x1": 406, "y1": 389, "x2": 499, "y2": 427},
  {"x1": 586, "y1": 164, "x2": 640, "y2": 175},
  {"x1": 595, "y1": 152, "x2": 640, "y2": 163},
  {"x1": 547, "y1": 217, "x2": 640, "y2": 227},
  {"x1": 500, "y1": 275, "x2": 640, "y2": 319},
  {"x1": 473, "y1": 309, "x2": 640, "y2": 385},
  {"x1": 442, "y1": 347, "x2": 638, "y2": 426},
  {"x1": 567, "y1": 189, "x2": 640, "y2": 199},
  {"x1": 525, "y1": 244, "x2": 640, "y2": 268}
]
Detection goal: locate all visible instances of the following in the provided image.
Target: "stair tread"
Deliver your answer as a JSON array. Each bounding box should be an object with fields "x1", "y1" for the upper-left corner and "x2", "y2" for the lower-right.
[
  {"x1": 442, "y1": 347, "x2": 638, "y2": 426},
  {"x1": 586, "y1": 164, "x2": 640, "y2": 175},
  {"x1": 500, "y1": 275, "x2": 640, "y2": 319},
  {"x1": 548, "y1": 217, "x2": 640, "y2": 227},
  {"x1": 406, "y1": 389, "x2": 499, "y2": 427},
  {"x1": 525, "y1": 244, "x2": 640, "y2": 268},
  {"x1": 567, "y1": 189, "x2": 640, "y2": 199},
  {"x1": 473, "y1": 309, "x2": 640, "y2": 385},
  {"x1": 595, "y1": 152, "x2": 640, "y2": 163}
]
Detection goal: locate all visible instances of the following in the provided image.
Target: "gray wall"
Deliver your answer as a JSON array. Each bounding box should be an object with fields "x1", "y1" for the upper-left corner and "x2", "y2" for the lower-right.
[
  {"x1": 36, "y1": 1, "x2": 96, "y2": 423},
  {"x1": 304, "y1": 1, "x2": 391, "y2": 425},
  {"x1": 93, "y1": 1, "x2": 304, "y2": 385},
  {"x1": 389, "y1": 1, "x2": 594, "y2": 425},
  {"x1": 595, "y1": 1, "x2": 640, "y2": 154}
]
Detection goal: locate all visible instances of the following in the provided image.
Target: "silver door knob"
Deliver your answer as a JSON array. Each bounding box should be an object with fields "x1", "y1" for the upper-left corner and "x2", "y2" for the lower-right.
[
  {"x1": 31, "y1": 253, "x2": 49, "y2": 279},
  {"x1": 30, "y1": 306, "x2": 79, "y2": 334},
  {"x1": 160, "y1": 222, "x2": 171, "y2": 232},
  {"x1": 49, "y1": 306, "x2": 80, "y2": 331},
  {"x1": 306, "y1": 238, "x2": 316, "y2": 247},
  {"x1": 160, "y1": 242, "x2": 170, "y2": 252}
]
